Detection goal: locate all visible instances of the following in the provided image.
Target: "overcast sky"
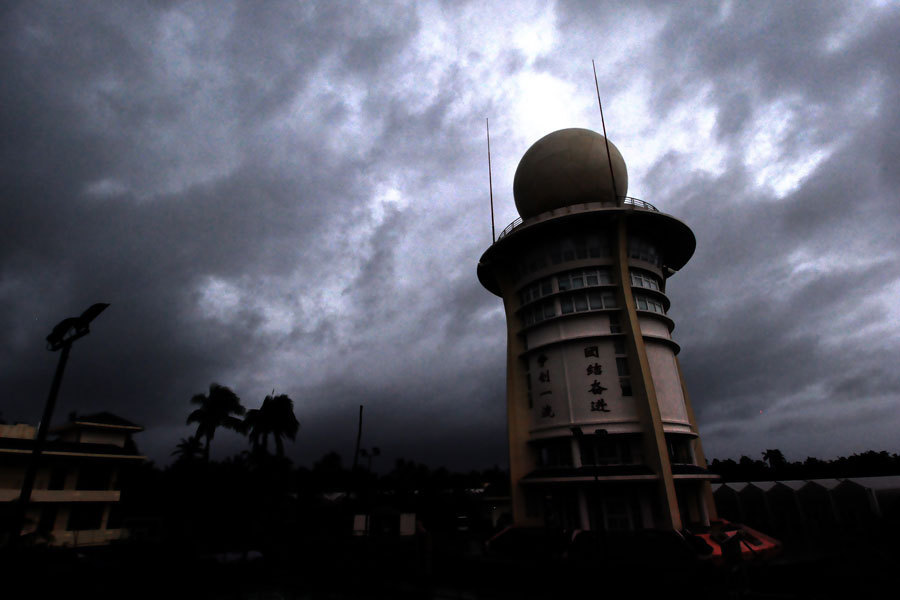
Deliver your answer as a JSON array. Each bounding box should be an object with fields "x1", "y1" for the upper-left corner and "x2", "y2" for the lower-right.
[{"x1": 2, "y1": 0, "x2": 899, "y2": 470}]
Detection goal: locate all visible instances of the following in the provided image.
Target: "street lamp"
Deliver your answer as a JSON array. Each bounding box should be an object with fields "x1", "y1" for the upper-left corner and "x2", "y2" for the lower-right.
[{"x1": 7, "y1": 303, "x2": 109, "y2": 545}]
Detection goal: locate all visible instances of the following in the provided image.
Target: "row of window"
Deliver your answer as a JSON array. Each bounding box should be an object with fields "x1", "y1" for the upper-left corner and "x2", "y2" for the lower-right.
[
  {"x1": 522, "y1": 291, "x2": 620, "y2": 327},
  {"x1": 520, "y1": 268, "x2": 661, "y2": 309},
  {"x1": 521, "y1": 293, "x2": 666, "y2": 328},
  {"x1": 536, "y1": 436, "x2": 637, "y2": 467},
  {"x1": 519, "y1": 267, "x2": 615, "y2": 307},
  {"x1": 512, "y1": 233, "x2": 625, "y2": 282},
  {"x1": 535, "y1": 435, "x2": 696, "y2": 468},
  {"x1": 513, "y1": 236, "x2": 661, "y2": 283}
]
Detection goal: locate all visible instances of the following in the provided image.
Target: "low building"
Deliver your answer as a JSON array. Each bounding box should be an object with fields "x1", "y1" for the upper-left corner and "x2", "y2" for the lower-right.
[
  {"x1": 0, "y1": 412, "x2": 145, "y2": 546},
  {"x1": 713, "y1": 476, "x2": 900, "y2": 539}
]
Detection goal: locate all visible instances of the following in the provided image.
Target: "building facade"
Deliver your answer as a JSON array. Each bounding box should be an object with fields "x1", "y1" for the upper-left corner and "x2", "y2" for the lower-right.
[
  {"x1": 477, "y1": 128, "x2": 717, "y2": 532},
  {"x1": 0, "y1": 412, "x2": 144, "y2": 546}
]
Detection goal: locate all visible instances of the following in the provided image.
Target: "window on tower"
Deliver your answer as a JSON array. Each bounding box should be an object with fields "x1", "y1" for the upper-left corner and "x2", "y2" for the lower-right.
[
  {"x1": 559, "y1": 291, "x2": 616, "y2": 315},
  {"x1": 522, "y1": 300, "x2": 557, "y2": 326},
  {"x1": 630, "y1": 269, "x2": 661, "y2": 291},
  {"x1": 537, "y1": 438, "x2": 574, "y2": 467},
  {"x1": 556, "y1": 267, "x2": 613, "y2": 291},
  {"x1": 519, "y1": 267, "x2": 618, "y2": 326},
  {"x1": 634, "y1": 293, "x2": 666, "y2": 315},
  {"x1": 609, "y1": 313, "x2": 622, "y2": 333},
  {"x1": 616, "y1": 357, "x2": 633, "y2": 397},
  {"x1": 579, "y1": 435, "x2": 634, "y2": 466},
  {"x1": 628, "y1": 238, "x2": 660, "y2": 266},
  {"x1": 519, "y1": 278, "x2": 554, "y2": 306},
  {"x1": 666, "y1": 435, "x2": 695, "y2": 465}
]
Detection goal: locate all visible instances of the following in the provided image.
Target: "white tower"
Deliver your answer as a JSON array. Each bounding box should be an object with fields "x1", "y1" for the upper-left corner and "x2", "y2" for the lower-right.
[{"x1": 478, "y1": 128, "x2": 717, "y2": 531}]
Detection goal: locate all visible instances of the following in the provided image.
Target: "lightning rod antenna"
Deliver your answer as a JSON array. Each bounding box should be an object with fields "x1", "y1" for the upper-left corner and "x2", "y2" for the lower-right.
[
  {"x1": 592, "y1": 60, "x2": 620, "y2": 206},
  {"x1": 486, "y1": 118, "x2": 496, "y2": 243}
]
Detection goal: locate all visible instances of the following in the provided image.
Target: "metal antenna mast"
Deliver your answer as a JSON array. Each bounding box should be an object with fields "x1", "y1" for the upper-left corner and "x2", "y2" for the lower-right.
[
  {"x1": 592, "y1": 60, "x2": 620, "y2": 206},
  {"x1": 487, "y1": 118, "x2": 496, "y2": 243}
]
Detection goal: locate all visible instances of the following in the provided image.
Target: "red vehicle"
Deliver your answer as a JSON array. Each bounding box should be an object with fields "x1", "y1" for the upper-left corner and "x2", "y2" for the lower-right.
[{"x1": 693, "y1": 519, "x2": 782, "y2": 566}]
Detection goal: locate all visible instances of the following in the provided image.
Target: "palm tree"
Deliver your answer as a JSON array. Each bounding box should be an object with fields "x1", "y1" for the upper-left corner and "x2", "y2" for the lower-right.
[
  {"x1": 186, "y1": 383, "x2": 245, "y2": 461},
  {"x1": 171, "y1": 435, "x2": 203, "y2": 463},
  {"x1": 243, "y1": 392, "x2": 299, "y2": 457}
]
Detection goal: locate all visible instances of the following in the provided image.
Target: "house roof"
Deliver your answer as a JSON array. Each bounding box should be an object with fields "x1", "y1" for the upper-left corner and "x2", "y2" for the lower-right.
[
  {"x1": 76, "y1": 412, "x2": 140, "y2": 427},
  {"x1": 51, "y1": 411, "x2": 143, "y2": 433}
]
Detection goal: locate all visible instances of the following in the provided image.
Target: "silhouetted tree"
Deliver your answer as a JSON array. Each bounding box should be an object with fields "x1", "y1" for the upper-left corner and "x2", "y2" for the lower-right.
[
  {"x1": 186, "y1": 383, "x2": 245, "y2": 461},
  {"x1": 171, "y1": 435, "x2": 203, "y2": 464},
  {"x1": 243, "y1": 392, "x2": 299, "y2": 457},
  {"x1": 762, "y1": 449, "x2": 787, "y2": 471}
]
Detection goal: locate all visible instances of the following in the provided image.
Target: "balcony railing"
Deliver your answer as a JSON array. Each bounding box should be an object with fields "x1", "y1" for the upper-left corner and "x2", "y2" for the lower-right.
[
  {"x1": 496, "y1": 196, "x2": 659, "y2": 242},
  {"x1": 0, "y1": 488, "x2": 120, "y2": 502}
]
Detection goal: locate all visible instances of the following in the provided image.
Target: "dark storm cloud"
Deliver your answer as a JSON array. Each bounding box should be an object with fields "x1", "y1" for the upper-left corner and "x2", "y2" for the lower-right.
[
  {"x1": 651, "y1": 3, "x2": 900, "y2": 458},
  {"x1": 551, "y1": 0, "x2": 900, "y2": 459},
  {"x1": 0, "y1": 1, "x2": 420, "y2": 440},
  {"x1": 2, "y1": 0, "x2": 898, "y2": 468},
  {"x1": 659, "y1": 119, "x2": 900, "y2": 457},
  {"x1": 0, "y1": 0, "x2": 509, "y2": 468}
]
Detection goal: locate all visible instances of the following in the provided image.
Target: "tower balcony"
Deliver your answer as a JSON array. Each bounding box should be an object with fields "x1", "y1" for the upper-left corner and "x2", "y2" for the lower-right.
[{"x1": 497, "y1": 196, "x2": 660, "y2": 241}]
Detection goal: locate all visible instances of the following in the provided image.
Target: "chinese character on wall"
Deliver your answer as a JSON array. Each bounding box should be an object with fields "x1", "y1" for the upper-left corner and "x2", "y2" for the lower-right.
[
  {"x1": 590, "y1": 399, "x2": 610, "y2": 412},
  {"x1": 584, "y1": 344, "x2": 610, "y2": 414}
]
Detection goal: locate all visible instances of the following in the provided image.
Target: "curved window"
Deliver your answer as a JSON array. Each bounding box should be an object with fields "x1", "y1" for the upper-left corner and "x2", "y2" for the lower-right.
[
  {"x1": 557, "y1": 267, "x2": 613, "y2": 291},
  {"x1": 628, "y1": 238, "x2": 660, "y2": 266},
  {"x1": 513, "y1": 233, "x2": 613, "y2": 281},
  {"x1": 519, "y1": 278, "x2": 554, "y2": 306},
  {"x1": 537, "y1": 438, "x2": 574, "y2": 467},
  {"x1": 634, "y1": 293, "x2": 666, "y2": 315},
  {"x1": 579, "y1": 435, "x2": 634, "y2": 466},
  {"x1": 560, "y1": 291, "x2": 617, "y2": 314},
  {"x1": 630, "y1": 269, "x2": 660, "y2": 291},
  {"x1": 522, "y1": 300, "x2": 557, "y2": 327},
  {"x1": 519, "y1": 267, "x2": 613, "y2": 308}
]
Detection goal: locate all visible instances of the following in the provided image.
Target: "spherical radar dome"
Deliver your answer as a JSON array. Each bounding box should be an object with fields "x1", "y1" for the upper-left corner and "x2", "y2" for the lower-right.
[{"x1": 513, "y1": 128, "x2": 628, "y2": 219}]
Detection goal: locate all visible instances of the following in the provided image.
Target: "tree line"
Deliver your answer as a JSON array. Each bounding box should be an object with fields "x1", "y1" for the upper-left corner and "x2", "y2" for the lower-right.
[{"x1": 709, "y1": 448, "x2": 900, "y2": 481}]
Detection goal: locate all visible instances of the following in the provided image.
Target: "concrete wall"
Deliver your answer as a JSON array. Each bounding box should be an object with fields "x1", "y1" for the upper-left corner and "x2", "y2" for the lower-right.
[{"x1": 645, "y1": 342, "x2": 690, "y2": 426}]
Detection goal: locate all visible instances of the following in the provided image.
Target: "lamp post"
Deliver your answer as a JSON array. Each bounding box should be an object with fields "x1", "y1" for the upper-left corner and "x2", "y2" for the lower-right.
[{"x1": 6, "y1": 303, "x2": 109, "y2": 546}]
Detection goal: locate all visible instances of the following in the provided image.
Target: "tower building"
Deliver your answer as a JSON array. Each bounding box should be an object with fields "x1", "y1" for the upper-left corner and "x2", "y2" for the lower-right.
[{"x1": 477, "y1": 128, "x2": 717, "y2": 532}]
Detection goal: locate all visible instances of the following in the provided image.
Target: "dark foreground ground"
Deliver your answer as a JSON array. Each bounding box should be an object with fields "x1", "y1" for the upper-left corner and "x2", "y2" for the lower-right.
[{"x1": 3, "y1": 525, "x2": 897, "y2": 600}]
